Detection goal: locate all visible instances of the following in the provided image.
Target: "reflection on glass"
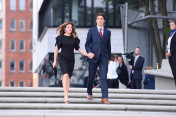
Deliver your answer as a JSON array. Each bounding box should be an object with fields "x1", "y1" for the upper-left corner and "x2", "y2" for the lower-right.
[
  {"x1": 52, "y1": 0, "x2": 62, "y2": 26},
  {"x1": 72, "y1": 0, "x2": 84, "y2": 26},
  {"x1": 86, "y1": 0, "x2": 92, "y2": 26},
  {"x1": 108, "y1": 1, "x2": 114, "y2": 26},
  {"x1": 115, "y1": 3, "x2": 121, "y2": 27},
  {"x1": 64, "y1": 0, "x2": 70, "y2": 22}
]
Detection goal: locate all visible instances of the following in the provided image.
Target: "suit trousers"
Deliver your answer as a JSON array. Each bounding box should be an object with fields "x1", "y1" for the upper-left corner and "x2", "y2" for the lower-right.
[
  {"x1": 169, "y1": 54, "x2": 176, "y2": 86},
  {"x1": 87, "y1": 55, "x2": 108, "y2": 99},
  {"x1": 131, "y1": 74, "x2": 142, "y2": 89}
]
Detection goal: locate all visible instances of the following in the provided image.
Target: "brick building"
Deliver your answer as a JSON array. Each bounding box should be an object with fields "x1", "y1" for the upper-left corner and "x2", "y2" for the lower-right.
[{"x1": 0, "y1": 0, "x2": 33, "y2": 87}]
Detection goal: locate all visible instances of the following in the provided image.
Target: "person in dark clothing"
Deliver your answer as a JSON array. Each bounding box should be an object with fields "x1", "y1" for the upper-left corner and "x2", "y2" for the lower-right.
[
  {"x1": 166, "y1": 21, "x2": 176, "y2": 86},
  {"x1": 53, "y1": 22, "x2": 92, "y2": 104},
  {"x1": 129, "y1": 47, "x2": 145, "y2": 89},
  {"x1": 143, "y1": 67, "x2": 155, "y2": 89},
  {"x1": 117, "y1": 56, "x2": 129, "y2": 88}
]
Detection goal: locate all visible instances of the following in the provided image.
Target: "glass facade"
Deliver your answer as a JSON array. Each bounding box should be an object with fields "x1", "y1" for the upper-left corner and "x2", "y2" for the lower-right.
[{"x1": 39, "y1": 0, "x2": 122, "y2": 37}]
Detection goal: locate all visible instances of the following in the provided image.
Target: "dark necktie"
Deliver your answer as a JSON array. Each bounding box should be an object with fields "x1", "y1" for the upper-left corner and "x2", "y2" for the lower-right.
[{"x1": 99, "y1": 28, "x2": 102, "y2": 38}]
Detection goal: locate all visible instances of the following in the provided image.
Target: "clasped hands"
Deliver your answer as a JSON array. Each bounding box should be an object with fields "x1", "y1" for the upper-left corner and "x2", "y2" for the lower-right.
[{"x1": 87, "y1": 52, "x2": 94, "y2": 59}]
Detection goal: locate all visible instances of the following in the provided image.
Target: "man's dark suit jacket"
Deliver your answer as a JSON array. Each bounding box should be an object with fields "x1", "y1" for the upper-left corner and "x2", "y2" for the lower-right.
[
  {"x1": 85, "y1": 27, "x2": 111, "y2": 63},
  {"x1": 129, "y1": 56, "x2": 145, "y2": 80}
]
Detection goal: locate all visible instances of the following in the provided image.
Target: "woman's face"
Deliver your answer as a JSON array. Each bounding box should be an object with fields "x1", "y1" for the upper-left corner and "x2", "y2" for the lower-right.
[
  {"x1": 118, "y1": 57, "x2": 123, "y2": 64},
  {"x1": 65, "y1": 24, "x2": 73, "y2": 34},
  {"x1": 170, "y1": 22, "x2": 176, "y2": 30}
]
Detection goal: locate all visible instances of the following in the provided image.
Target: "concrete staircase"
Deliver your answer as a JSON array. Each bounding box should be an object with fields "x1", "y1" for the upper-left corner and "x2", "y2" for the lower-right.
[{"x1": 0, "y1": 87, "x2": 176, "y2": 117}]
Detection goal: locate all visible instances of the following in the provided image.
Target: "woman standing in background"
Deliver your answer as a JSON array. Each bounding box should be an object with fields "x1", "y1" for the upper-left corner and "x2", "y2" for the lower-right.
[
  {"x1": 166, "y1": 21, "x2": 176, "y2": 86},
  {"x1": 117, "y1": 56, "x2": 129, "y2": 89},
  {"x1": 107, "y1": 55, "x2": 119, "y2": 88}
]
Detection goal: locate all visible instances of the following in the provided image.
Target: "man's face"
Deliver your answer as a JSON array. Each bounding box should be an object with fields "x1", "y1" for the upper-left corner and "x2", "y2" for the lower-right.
[
  {"x1": 134, "y1": 48, "x2": 140, "y2": 55},
  {"x1": 96, "y1": 16, "x2": 105, "y2": 27}
]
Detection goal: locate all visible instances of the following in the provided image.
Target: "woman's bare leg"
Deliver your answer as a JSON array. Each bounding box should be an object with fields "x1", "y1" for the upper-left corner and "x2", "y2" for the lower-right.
[{"x1": 62, "y1": 74, "x2": 70, "y2": 102}]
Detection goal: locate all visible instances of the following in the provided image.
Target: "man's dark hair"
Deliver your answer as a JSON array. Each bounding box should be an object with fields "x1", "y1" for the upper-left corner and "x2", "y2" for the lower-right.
[
  {"x1": 136, "y1": 47, "x2": 140, "y2": 49},
  {"x1": 96, "y1": 13, "x2": 105, "y2": 20}
]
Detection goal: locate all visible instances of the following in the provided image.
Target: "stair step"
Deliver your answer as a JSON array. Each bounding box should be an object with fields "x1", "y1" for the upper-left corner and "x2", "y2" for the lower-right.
[
  {"x1": 0, "y1": 112, "x2": 176, "y2": 117},
  {"x1": 0, "y1": 103, "x2": 176, "y2": 112},
  {"x1": 0, "y1": 92, "x2": 176, "y2": 100},
  {"x1": 0, "y1": 87, "x2": 176, "y2": 95},
  {"x1": 0, "y1": 98, "x2": 175, "y2": 105}
]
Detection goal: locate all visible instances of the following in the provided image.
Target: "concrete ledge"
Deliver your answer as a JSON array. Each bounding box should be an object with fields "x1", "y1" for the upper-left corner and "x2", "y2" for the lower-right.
[{"x1": 144, "y1": 69, "x2": 173, "y2": 78}]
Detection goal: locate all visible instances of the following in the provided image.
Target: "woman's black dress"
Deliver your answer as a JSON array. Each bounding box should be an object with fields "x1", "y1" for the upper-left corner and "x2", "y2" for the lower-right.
[{"x1": 55, "y1": 35, "x2": 80, "y2": 78}]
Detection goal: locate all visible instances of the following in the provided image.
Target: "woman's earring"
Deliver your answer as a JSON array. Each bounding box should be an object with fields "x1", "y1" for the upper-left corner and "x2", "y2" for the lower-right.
[{"x1": 64, "y1": 30, "x2": 66, "y2": 32}]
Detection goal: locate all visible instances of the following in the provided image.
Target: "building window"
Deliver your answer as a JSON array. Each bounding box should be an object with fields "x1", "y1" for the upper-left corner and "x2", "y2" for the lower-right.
[
  {"x1": 10, "y1": 60, "x2": 16, "y2": 72},
  {"x1": 28, "y1": 40, "x2": 32, "y2": 52},
  {"x1": 28, "y1": 60, "x2": 32, "y2": 72},
  {"x1": 9, "y1": 81, "x2": 15, "y2": 87},
  {"x1": 10, "y1": 40, "x2": 16, "y2": 52},
  {"x1": 10, "y1": 19, "x2": 16, "y2": 31},
  {"x1": 19, "y1": 20, "x2": 25, "y2": 31},
  {"x1": 0, "y1": 0, "x2": 3, "y2": 11},
  {"x1": 19, "y1": 60, "x2": 25, "y2": 72},
  {"x1": 19, "y1": 0, "x2": 25, "y2": 11},
  {"x1": 19, "y1": 40, "x2": 25, "y2": 52},
  {"x1": 19, "y1": 81, "x2": 25, "y2": 87},
  {"x1": 28, "y1": 0, "x2": 33, "y2": 11},
  {"x1": 0, "y1": 19, "x2": 2, "y2": 31},
  {"x1": 0, "y1": 81, "x2": 2, "y2": 87},
  {"x1": 0, "y1": 60, "x2": 2, "y2": 71},
  {"x1": 0, "y1": 40, "x2": 2, "y2": 52},
  {"x1": 10, "y1": 0, "x2": 16, "y2": 11},
  {"x1": 72, "y1": 0, "x2": 84, "y2": 26},
  {"x1": 174, "y1": 0, "x2": 176, "y2": 11},
  {"x1": 29, "y1": 19, "x2": 32, "y2": 31}
]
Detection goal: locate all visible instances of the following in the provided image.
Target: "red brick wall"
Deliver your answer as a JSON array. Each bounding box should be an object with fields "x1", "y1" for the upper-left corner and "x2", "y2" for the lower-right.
[{"x1": 4, "y1": 0, "x2": 33, "y2": 87}]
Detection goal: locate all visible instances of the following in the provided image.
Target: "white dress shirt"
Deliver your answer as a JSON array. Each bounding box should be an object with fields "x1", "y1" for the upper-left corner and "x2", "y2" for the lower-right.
[
  {"x1": 132, "y1": 55, "x2": 139, "y2": 73},
  {"x1": 167, "y1": 32, "x2": 175, "y2": 53},
  {"x1": 107, "y1": 61, "x2": 119, "y2": 79},
  {"x1": 97, "y1": 26, "x2": 104, "y2": 36}
]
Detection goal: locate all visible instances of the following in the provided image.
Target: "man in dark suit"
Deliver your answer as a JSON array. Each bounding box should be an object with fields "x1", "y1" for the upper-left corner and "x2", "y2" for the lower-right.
[
  {"x1": 129, "y1": 47, "x2": 145, "y2": 89},
  {"x1": 85, "y1": 13, "x2": 111, "y2": 104}
]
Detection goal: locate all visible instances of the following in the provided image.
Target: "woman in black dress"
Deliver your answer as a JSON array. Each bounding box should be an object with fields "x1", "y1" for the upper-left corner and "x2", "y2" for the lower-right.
[
  {"x1": 166, "y1": 21, "x2": 176, "y2": 86},
  {"x1": 53, "y1": 22, "x2": 92, "y2": 103}
]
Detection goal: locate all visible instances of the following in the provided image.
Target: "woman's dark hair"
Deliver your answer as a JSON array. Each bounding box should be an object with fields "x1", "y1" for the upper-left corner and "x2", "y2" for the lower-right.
[
  {"x1": 96, "y1": 13, "x2": 105, "y2": 20},
  {"x1": 170, "y1": 21, "x2": 176, "y2": 25},
  {"x1": 56, "y1": 21, "x2": 77, "y2": 38}
]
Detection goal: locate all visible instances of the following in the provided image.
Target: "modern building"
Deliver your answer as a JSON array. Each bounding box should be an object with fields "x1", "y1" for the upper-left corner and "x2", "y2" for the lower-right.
[
  {"x1": 0, "y1": 0, "x2": 4, "y2": 87},
  {"x1": 33, "y1": 0, "x2": 124, "y2": 87},
  {"x1": 0, "y1": 0, "x2": 33, "y2": 87}
]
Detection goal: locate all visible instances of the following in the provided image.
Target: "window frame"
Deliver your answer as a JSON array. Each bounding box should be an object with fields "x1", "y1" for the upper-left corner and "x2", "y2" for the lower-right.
[
  {"x1": 10, "y1": 60, "x2": 16, "y2": 72},
  {"x1": 19, "y1": 19, "x2": 26, "y2": 32},
  {"x1": 19, "y1": 0, "x2": 26, "y2": 11},
  {"x1": 9, "y1": 81, "x2": 16, "y2": 87},
  {"x1": 10, "y1": 19, "x2": 16, "y2": 31},
  {"x1": 10, "y1": 0, "x2": 16, "y2": 11},
  {"x1": 19, "y1": 60, "x2": 25, "y2": 73},
  {"x1": 19, "y1": 40, "x2": 25, "y2": 52},
  {"x1": 10, "y1": 39, "x2": 16, "y2": 52},
  {"x1": 19, "y1": 81, "x2": 25, "y2": 87}
]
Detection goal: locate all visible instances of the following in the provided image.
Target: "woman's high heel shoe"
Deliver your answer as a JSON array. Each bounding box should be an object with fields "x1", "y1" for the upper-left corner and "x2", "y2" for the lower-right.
[{"x1": 64, "y1": 101, "x2": 69, "y2": 104}]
